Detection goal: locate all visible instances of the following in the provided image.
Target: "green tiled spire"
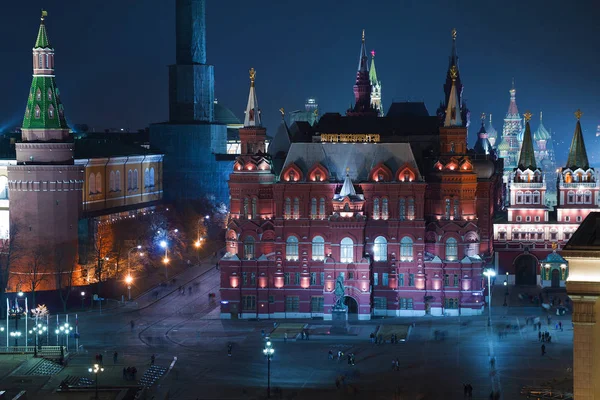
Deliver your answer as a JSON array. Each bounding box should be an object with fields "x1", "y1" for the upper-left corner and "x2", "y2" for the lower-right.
[
  {"x1": 22, "y1": 11, "x2": 69, "y2": 131},
  {"x1": 369, "y1": 51, "x2": 378, "y2": 86},
  {"x1": 566, "y1": 110, "x2": 589, "y2": 170},
  {"x1": 517, "y1": 112, "x2": 537, "y2": 170}
]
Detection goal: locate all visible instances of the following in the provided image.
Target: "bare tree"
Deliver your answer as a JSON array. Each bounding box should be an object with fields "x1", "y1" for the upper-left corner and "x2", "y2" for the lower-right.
[
  {"x1": 0, "y1": 223, "x2": 22, "y2": 314},
  {"x1": 54, "y1": 245, "x2": 76, "y2": 312},
  {"x1": 20, "y1": 246, "x2": 49, "y2": 307},
  {"x1": 92, "y1": 221, "x2": 114, "y2": 285}
]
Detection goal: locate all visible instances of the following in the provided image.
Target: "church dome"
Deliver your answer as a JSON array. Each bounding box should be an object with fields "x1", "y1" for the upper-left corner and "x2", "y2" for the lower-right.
[
  {"x1": 534, "y1": 122, "x2": 550, "y2": 141},
  {"x1": 486, "y1": 115, "x2": 497, "y2": 140},
  {"x1": 497, "y1": 138, "x2": 510, "y2": 151},
  {"x1": 472, "y1": 159, "x2": 495, "y2": 179},
  {"x1": 214, "y1": 101, "x2": 241, "y2": 126}
]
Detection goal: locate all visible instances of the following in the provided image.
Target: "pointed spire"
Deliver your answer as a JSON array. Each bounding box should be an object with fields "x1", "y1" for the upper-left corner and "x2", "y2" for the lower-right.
[
  {"x1": 449, "y1": 28, "x2": 458, "y2": 71},
  {"x1": 339, "y1": 168, "x2": 356, "y2": 197},
  {"x1": 358, "y1": 29, "x2": 369, "y2": 73},
  {"x1": 369, "y1": 50, "x2": 378, "y2": 85},
  {"x1": 474, "y1": 113, "x2": 493, "y2": 155},
  {"x1": 517, "y1": 112, "x2": 537, "y2": 170},
  {"x1": 35, "y1": 10, "x2": 51, "y2": 49},
  {"x1": 507, "y1": 79, "x2": 519, "y2": 116},
  {"x1": 443, "y1": 66, "x2": 462, "y2": 127},
  {"x1": 566, "y1": 109, "x2": 590, "y2": 170},
  {"x1": 243, "y1": 68, "x2": 261, "y2": 127}
]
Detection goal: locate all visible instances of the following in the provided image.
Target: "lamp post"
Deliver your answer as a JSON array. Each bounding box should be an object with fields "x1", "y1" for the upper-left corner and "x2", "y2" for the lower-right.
[
  {"x1": 89, "y1": 363, "x2": 104, "y2": 400},
  {"x1": 160, "y1": 240, "x2": 169, "y2": 280},
  {"x1": 483, "y1": 269, "x2": 496, "y2": 327},
  {"x1": 125, "y1": 275, "x2": 133, "y2": 301},
  {"x1": 80, "y1": 291, "x2": 86, "y2": 310},
  {"x1": 262, "y1": 338, "x2": 275, "y2": 398},
  {"x1": 12, "y1": 292, "x2": 25, "y2": 347},
  {"x1": 10, "y1": 331, "x2": 21, "y2": 347},
  {"x1": 29, "y1": 323, "x2": 47, "y2": 357}
]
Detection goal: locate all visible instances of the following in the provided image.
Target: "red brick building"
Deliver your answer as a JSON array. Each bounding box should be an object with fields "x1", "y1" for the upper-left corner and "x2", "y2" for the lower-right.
[{"x1": 220, "y1": 31, "x2": 502, "y2": 319}]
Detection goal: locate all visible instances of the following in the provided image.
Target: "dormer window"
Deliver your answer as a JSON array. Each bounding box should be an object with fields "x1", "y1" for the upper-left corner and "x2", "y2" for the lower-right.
[
  {"x1": 34, "y1": 105, "x2": 41, "y2": 119},
  {"x1": 289, "y1": 171, "x2": 296, "y2": 182},
  {"x1": 565, "y1": 172, "x2": 573, "y2": 183},
  {"x1": 47, "y1": 89, "x2": 52, "y2": 101},
  {"x1": 48, "y1": 105, "x2": 54, "y2": 119},
  {"x1": 378, "y1": 173, "x2": 384, "y2": 182},
  {"x1": 36, "y1": 88, "x2": 42, "y2": 101},
  {"x1": 315, "y1": 172, "x2": 321, "y2": 182}
]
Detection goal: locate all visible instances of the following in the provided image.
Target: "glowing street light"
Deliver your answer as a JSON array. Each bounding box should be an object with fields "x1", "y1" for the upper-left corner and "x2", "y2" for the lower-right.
[
  {"x1": 263, "y1": 338, "x2": 275, "y2": 398},
  {"x1": 89, "y1": 363, "x2": 105, "y2": 400},
  {"x1": 10, "y1": 331, "x2": 21, "y2": 347},
  {"x1": 29, "y1": 323, "x2": 47, "y2": 357},
  {"x1": 160, "y1": 240, "x2": 167, "y2": 248},
  {"x1": 483, "y1": 268, "x2": 496, "y2": 326},
  {"x1": 125, "y1": 275, "x2": 134, "y2": 301},
  {"x1": 81, "y1": 291, "x2": 86, "y2": 310}
]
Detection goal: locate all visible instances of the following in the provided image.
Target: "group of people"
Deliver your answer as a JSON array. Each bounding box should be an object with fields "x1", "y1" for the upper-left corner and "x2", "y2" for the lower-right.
[
  {"x1": 178, "y1": 285, "x2": 192, "y2": 295},
  {"x1": 94, "y1": 353, "x2": 104, "y2": 365},
  {"x1": 538, "y1": 330, "x2": 552, "y2": 343},
  {"x1": 122, "y1": 366, "x2": 138, "y2": 380},
  {"x1": 391, "y1": 358, "x2": 401, "y2": 371},
  {"x1": 301, "y1": 329, "x2": 310, "y2": 340},
  {"x1": 328, "y1": 350, "x2": 354, "y2": 364},
  {"x1": 369, "y1": 332, "x2": 401, "y2": 344}
]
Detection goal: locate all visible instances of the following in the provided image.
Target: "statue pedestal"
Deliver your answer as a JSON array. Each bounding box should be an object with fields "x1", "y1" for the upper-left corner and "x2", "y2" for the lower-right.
[{"x1": 330, "y1": 309, "x2": 349, "y2": 335}]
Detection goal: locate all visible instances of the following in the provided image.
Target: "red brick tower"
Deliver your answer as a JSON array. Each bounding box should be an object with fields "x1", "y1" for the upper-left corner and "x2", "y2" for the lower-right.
[{"x1": 347, "y1": 30, "x2": 378, "y2": 117}]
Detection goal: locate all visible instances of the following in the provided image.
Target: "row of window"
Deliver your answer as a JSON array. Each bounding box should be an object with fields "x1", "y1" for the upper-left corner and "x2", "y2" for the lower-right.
[
  {"x1": 374, "y1": 297, "x2": 414, "y2": 310},
  {"x1": 280, "y1": 197, "x2": 418, "y2": 221},
  {"x1": 498, "y1": 231, "x2": 572, "y2": 241},
  {"x1": 37, "y1": 54, "x2": 51, "y2": 69},
  {"x1": 374, "y1": 272, "x2": 415, "y2": 287},
  {"x1": 373, "y1": 197, "x2": 416, "y2": 220},
  {"x1": 566, "y1": 190, "x2": 592, "y2": 205},
  {"x1": 444, "y1": 198, "x2": 461, "y2": 219},
  {"x1": 241, "y1": 295, "x2": 325, "y2": 313},
  {"x1": 564, "y1": 171, "x2": 593, "y2": 183},
  {"x1": 89, "y1": 168, "x2": 156, "y2": 195},
  {"x1": 515, "y1": 191, "x2": 541, "y2": 204}
]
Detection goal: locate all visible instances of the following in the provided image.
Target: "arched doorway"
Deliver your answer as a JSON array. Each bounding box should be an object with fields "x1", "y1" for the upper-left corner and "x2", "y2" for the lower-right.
[
  {"x1": 515, "y1": 255, "x2": 537, "y2": 285},
  {"x1": 344, "y1": 296, "x2": 358, "y2": 314},
  {"x1": 551, "y1": 269, "x2": 560, "y2": 288}
]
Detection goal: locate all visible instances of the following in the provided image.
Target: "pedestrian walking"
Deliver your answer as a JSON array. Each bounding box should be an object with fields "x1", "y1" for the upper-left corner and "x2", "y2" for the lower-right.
[
  {"x1": 122, "y1": 367, "x2": 127, "y2": 380},
  {"x1": 284, "y1": 332, "x2": 288, "y2": 343},
  {"x1": 113, "y1": 351, "x2": 118, "y2": 364},
  {"x1": 328, "y1": 350, "x2": 333, "y2": 360},
  {"x1": 559, "y1": 321, "x2": 563, "y2": 331},
  {"x1": 395, "y1": 358, "x2": 400, "y2": 371},
  {"x1": 228, "y1": 344, "x2": 232, "y2": 356},
  {"x1": 538, "y1": 331, "x2": 542, "y2": 341},
  {"x1": 337, "y1": 350, "x2": 342, "y2": 361},
  {"x1": 347, "y1": 354, "x2": 352, "y2": 365},
  {"x1": 130, "y1": 320, "x2": 135, "y2": 331},
  {"x1": 151, "y1": 354, "x2": 155, "y2": 365},
  {"x1": 392, "y1": 359, "x2": 397, "y2": 371},
  {"x1": 541, "y1": 344, "x2": 546, "y2": 356},
  {"x1": 467, "y1": 384, "x2": 473, "y2": 398}
]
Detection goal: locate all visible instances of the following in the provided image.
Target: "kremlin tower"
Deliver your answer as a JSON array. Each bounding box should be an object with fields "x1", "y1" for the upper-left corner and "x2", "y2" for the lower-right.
[
  {"x1": 369, "y1": 50, "x2": 383, "y2": 116},
  {"x1": 8, "y1": 12, "x2": 83, "y2": 286},
  {"x1": 347, "y1": 30, "x2": 378, "y2": 117},
  {"x1": 496, "y1": 80, "x2": 523, "y2": 186}
]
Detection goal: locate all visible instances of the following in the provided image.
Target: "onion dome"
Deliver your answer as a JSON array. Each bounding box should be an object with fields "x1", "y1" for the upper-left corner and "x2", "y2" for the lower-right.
[
  {"x1": 486, "y1": 114, "x2": 498, "y2": 142},
  {"x1": 472, "y1": 159, "x2": 495, "y2": 179},
  {"x1": 534, "y1": 111, "x2": 550, "y2": 141},
  {"x1": 497, "y1": 137, "x2": 510, "y2": 151},
  {"x1": 474, "y1": 113, "x2": 493, "y2": 155}
]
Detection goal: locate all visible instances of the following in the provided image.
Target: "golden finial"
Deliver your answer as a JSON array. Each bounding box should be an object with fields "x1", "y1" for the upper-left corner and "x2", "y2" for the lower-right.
[
  {"x1": 552, "y1": 242, "x2": 558, "y2": 250},
  {"x1": 450, "y1": 65, "x2": 458, "y2": 81},
  {"x1": 313, "y1": 109, "x2": 319, "y2": 117},
  {"x1": 249, "y1": 68, "x2": 256, "y2": 87},
  {"x1": 451, "y1": 28, "x2": 457, "y2": 41},
  {"x1": 523, "y1": 111, "x2": 532, "y2": 122},
  {"x1": 279, "y1": 108, "x2": 285, "y2": 118},
  {"x1": 480, "y1": 113, "x2": 486, "y2": 123},
  {"x1": 346, "y1": 167, "x2": 350, "y2": 176},
  {"x1": 362, "y1": 29, "x2": 365, "y2": 43},
  {"x1": 575, "y1": 109, "x2": 583, "y2": 120},
  {"x1": 41, "y1": 9, "x2": 48, "y2": 21}
]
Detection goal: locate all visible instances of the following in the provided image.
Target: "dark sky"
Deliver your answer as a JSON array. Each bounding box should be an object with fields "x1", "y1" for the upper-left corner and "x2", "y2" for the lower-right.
[{"x1": 2, "y1": 0, "x2": 600, "y2": 165}]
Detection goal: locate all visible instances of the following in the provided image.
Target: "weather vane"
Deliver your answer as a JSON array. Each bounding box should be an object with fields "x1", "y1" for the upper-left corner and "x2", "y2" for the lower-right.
[
  {"x1": 249, "y1": 68, "x2": 256, "y2": 87},
  {"x1": 480, "y1": 113, "x2": 486, "y2": 122},
  {"x1": 575, "y1": 109, "x2": 583, "y2": 120},
  {"x1": 279, "y1": 108, "x2": 285, "y2": 118},
  {"x1": 41, "y1": 9, "x2": 48, "y2": 21},
  {"x1": 523, "y1": 111, "x2": 532, "y2": 122},
  {"x1": 451, "y1": 28, "x2": 457, "y2": 40}
]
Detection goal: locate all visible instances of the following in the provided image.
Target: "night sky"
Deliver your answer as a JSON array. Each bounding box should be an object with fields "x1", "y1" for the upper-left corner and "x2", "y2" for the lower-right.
[{"x1": 2, "y1": 0, "x2": 600, "y2": 165}]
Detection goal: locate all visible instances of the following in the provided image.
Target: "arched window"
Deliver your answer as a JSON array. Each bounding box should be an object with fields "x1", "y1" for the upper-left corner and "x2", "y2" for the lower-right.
[
  {"x1": 243, "y1": 198, "x2": 249, "y2": 218},
  {"x1": 109, "y1": 171, "x2": 115, "y2": 192},
  {"x1": 127, "y1": 170, "x2": 133, "y2": 190},
  {"x1": 382, "y1": 198, "x2": 389, "y2": 220},
  {"x1": 251, "y1": 197, "x2": 257, "y2": 218},
  {"x1": 89, "y1": 173, "x2": 96, "y2": 194},
  {"x1": 373, "y1": 236, "x2": 387, "y2": 261},
  {"x1": 36, "y1": 88, "x2": 41, "y2": 101},
  {"x1": 373, "y1": 198, "x2": 380, "y2": 220},
  {"x1": 576, "y1": 191, "x2": 583, "y2": 204},
  {"x1": 34, "y1": 105, "x2": 41, "y2": 119},
  {"x1": 453, "y1": 198, "x2": 460, "y2": 219},
  {"x1": 48, "y1": 104, "x2": 54, "y2": 119},
  {"x1": 312, "y1": 236, "x2": 325, "y2": 261},
  {"x1": 115, "y1": 170, "x2": 121, "y2": 191},
  {"x1": 284, "y1": 198, "x2": 291, "y2": 219},
  {"x1": 533, "y1": 191, "x2": 540, "y2": 204},
  {"x1": 319, "y1": 198, "x2": 326, "y2": 218},
  {"x1": 445, "y1": 237, "x2": 458, "y2": 261},
  {"x1": 567, "y1": 191, "x2": 575, "y2": 204},
  {"x1": 585, "y1": 191, "x2": 592, "y2": 204},
  {"x1": 311, "y1": 198, "x2": 317, "y2": 218},
  {"x1": 144, "y1": 168, "x2": 150, "y2": 187},
  {"x1": 149, "y1": 167, "x2": 155, "y2": 187},
  {"x1": 38, "y1": 54, "x2": 43, "y2": 68},
  {"x1": 293, "y1": 197, "x2": 300, "y2": 219},
  {"x1": 399, "y1": 198, "x2": 406, "y2": 221},
  {"x1": 47, "y1": 89, "x2": 52, "y2": 101},
  {"x1": 95, "y1": 173, "x2": 102, "y2": 194},
  {"x1": 407, "y1": 198, "x2": 415, "y2": 219},
  {"x1": 565, "y1": 172, "x2": 572, "y2": 183},
  {"x1": 445, "y1": 198, "x2": 451, "y2": 219},
  {"x1": 133, "y1": 169, "x2": 139, "y2": 190},
  {"x1": 340, "y1": 237, "x2": 354, "y2": 263},
  {"x1": 516, "y1": 191, "x2": 523, "y2": 204},
  {"x1": 0, "y1": 176, "x2": 8, "y2": 199},
  {"x1": 400, "y1": 237, "x2": 414, "y2": 261},
  {"x1": 243, "y1": 236, "x2": 255, "y2": 260},
  {"x1": 286, "y1": 236, "x2": 299, "y2": 261}
]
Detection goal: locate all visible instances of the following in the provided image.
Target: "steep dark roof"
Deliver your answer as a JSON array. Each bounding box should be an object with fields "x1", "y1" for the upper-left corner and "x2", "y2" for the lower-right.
[
  {"x1": 517, "y1": 121, "x2": 537, "y2": 170},
  {"x1": 566, "y1": 119, "x2": 590, "y2": 170},
  {"x1": 563, "y1": 212, "x2": 600, "y2": 257},
  {"x1": 386, "y1": 102, "x2": 430, "y2": 117}
]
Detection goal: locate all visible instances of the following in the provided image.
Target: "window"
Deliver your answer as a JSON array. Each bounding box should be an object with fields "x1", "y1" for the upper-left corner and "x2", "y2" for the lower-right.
[
  {"x1": 408, "y1": 198, "x2": 415, "y2": 219},
  {"x1": 89, "y1": 173, "x2": 96, "y2": 194},
  {"x1": 320, "y1": 272, "x2": 324, "y2": 285},
  {"x1": 294, "y1": 272, "x2": 300, "y2": 285},
  {"x1": 286, "y1": 236, "x2": 299, "y2": 261},
  {"x1": 109, "y1": 171, "x2": 115, "y2": 192},
  {"x1": 311, "y1": 198, "x2": 317, "y2": 218},
  {"x1": 340, "y1": 237, "x2": 354, "y2": 263},
  {"x1": 373, "y1": 236, "x2": 387, "y2": 261},
  {"x1": 537, "y1": 233, "x2": 543, "y2": 240},
  {"x1": 550, "y1": 231, "x2": 557, "y2": 240},
  {"x1": 115, "y1": 170, "x2": 121, "y2": 191},
  {"x1": 577, "y1": 216, "x2": 582, "y2": 222},
  {"x1": 516, "y1": 191, "x2": 523, "y2": 204},
  {"x1": 35, "y1": 105, "x2": 41, "y2": 119},
  {"x1": 374, "y1": 297, "x2": 387, "y2": 310},
  {"x1": 516, "y1": 216, "x2": 522, "y2": 222},
  {"x1": 373, "y1": 198, "x2": 380, "y2": 220},
  {"x1": 577, "y1": 192, "x2": 583, "y2": 203},
  {"x1": 95, "y1": 173, "x2": 102, "y2": 194},
  {"x1": 445, "y1": 237, "x2": 458, "y2": 261},
  {"x1": 444, "y1": 298, "x2": 459, "y2": 309},
  {"x1": 0, "y1": 176, "x2": 7, "y2": 199},
  {"x1": 243, "y1": 198, "x2": 249, "y2": 218},
  {"x1": 565, "y1": 232, "x2": 571, "y2": 240},
  {"x1": 453, "y1": 275, "x2": 459, "y2": 287},
  {"x1": 525, "y1": 192, "x2": 532, "y2": 204},
  {"x1": 400, "y1": 298, "x2": 414, "y2": 310},
  {"x1": 444, "y1": 274, "x2": 450, "y2": 286},
  {"x1": 144, "y1": 168, "x2": 150, "y2": 187},
  {"x1": 453, "y1": 199, "x2": 460, "y2": 219},
  {"x1": 568, "y1": 191, "x2": 575, "y2": 204},
  {"x1": 526, "y1": 216, "x2": 531, "y2": 222},
  {"x1": 269, "y1": 296, "x2": 274, "y2": 304},
  {"x1": 251, "y1": 197, "x2": 257, "y2": 218},
  {"x1": 382, "y1": 273, "x2": 389, "y2": 287},
  {"x1": 310, "y1": 297, "x2": 324, "y2": 312},
  {"x1": 399, "y1": 198, "x2": 406, "y2": 221},
  {"x1": 242, "y1": 272, "x2": 248, "y2": 285},
  {"x1": 382, "y1": 198, "x2": 389, "y2": 220},
  {"x1": 312, "y1": 236, "x2": 325, "y2": 261},
  {"x1": 400, "y1": 236, "x2": 414, "y2": 261},
  {"x1": 399, "y1": 273, "x2": 404, "y2": 287},
  {"x1": 565, "y1": 216, "x2": 570, "y2": 222},
  {"x1": 565, "y1": 172, "x2": 572, "y2": 183},
  {"x1": 585, "y1": 191, "x2": 592, "y2": 204},
  {"x1": 285, "y1": 296, "x2": 299, "y2": 312},
  {"x1": 48, "y1": 105, "x2": 54, "y2": 119},
  {"x1": 243, "y1": 236, "x2": 255, "y2": 260},
  {"x1": 242, "y1": 296, "x2": 256, "y2": 311},
  {"x1": 445, "y1": 198, "x2": 451, "y2": 219},
  {"x1": 133, "y1": 169, "x2": 139, "y2": 190},
  {"x1": 310, "y1": 272, "x2": 317, "y2": 285},
  {"x1": 373, "y1": 272, "x2": 379, "y2": 286},
  {"x1": 284, "y1": 273, "x2": 290, "y2": 285},
  {"x1": 535, "y1": 216, "x2": 540, "y2": 222},
  {"x1": 533, "y1": 191, "x2": 540, "y2": 204},
  {"x1": 409, "y1": 274, "x2": 415, "y2": 287},
  {"x1": 499, "y1": 231, "x2": 506, "y2": 240},
  {"x1": 293, "y1": 197, "x2": 300, "y2": 219},
  {"x1": 127, "y1": 170, "x2": 133, "y2": 190},
  {"x1": 319, "y1": 198, "x2": 326, "y2": 218},
  {"x1": 347, "y1": 271, "x2": 354, "y2": 280},
  {"x1": 284, "y1": 198, "x2": 291, "y2": 218},
  {"x1": 38, "y1": 55, "x2": 43, "y2": 69},
  {"x1": 149, "y1": 167, "x2": 155, "y2": 187}
]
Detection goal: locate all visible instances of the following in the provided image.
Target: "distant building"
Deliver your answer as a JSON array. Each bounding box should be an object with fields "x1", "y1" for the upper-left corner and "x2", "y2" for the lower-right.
[{"x1": 289, "y1": 98, "x2": 319, "y2": 126}]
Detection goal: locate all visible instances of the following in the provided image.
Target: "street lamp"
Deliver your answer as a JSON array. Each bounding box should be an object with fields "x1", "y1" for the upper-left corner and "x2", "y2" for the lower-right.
[
  {"x1": 483, "y1": 268, "x2": 496, "y2": 326},
  {"x1": 262, "y1": 338, "x2": 275, "y2": 398},
  {"x1": 89, "y1": 363, "x2": 104, "y2": 400},
  {"x1": 160, "y1": 240, "x2": 170, "y2": 280},
  {"x1": 81, "y1": 291, "x2": 86, "y2": 310},
  {"x1": 10, "y1": 331, "x2": 21, "y2": 347},
  {"x1": 125, "y1": 275, "x2": 134, "y2": 301},
  {"x1": 58, "y1": 323, "x2": 73, "y2": 348},
  {"x1": 29, "y1": 323, "x2": 47, "y2": 357}
]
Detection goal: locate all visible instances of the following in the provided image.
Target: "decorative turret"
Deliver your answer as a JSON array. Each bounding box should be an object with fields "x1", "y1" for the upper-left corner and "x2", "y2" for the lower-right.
[
  {"x1": 534, "y1": 112, "x2": 550, "y2": 142},
  {"x1": 517, "y1": 112, "x2": 537, "y2": 171},
  {"x1": 443, "y1": 66, "x2": 462, "y2": 127},
  {"x1": 347, "y1": 30, "x2": 377, "y2": 117},
  {"x1": 244, "y1": 68, "x2": 261, "y2": 127},
  {"x1": 474, "y1": 113, "x2": 494, "y2": 155},
  {"x1": 369, "y1": 50, "x2": 383, "y2": 116},
  {"x1": 566, "y1": 110, "x2": 590, "y2": 170},
  {"x1": 339, "y1": 172, "x2": 357, "y2": 198},
  {"x1": 239, "y1": 68, "x2": 266, "y2": 155},
  {"x1": 486, "y1": 114, "x2": 498, "y2": 147}
]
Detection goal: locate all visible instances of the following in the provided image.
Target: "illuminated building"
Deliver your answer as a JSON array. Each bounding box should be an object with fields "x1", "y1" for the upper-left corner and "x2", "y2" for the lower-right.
[
  {"x1": 496, "y1": 80, "x2": 523, "y2": 189},
  {"x1": 219, "y1": 30, "x2": 502, "y2": 320},
  {"x1": 485, "y1": 114, "x2": 498, "y2": 148},
  {"x1": 369, "y1": 51, "x2": 383, "y2": 116}
]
